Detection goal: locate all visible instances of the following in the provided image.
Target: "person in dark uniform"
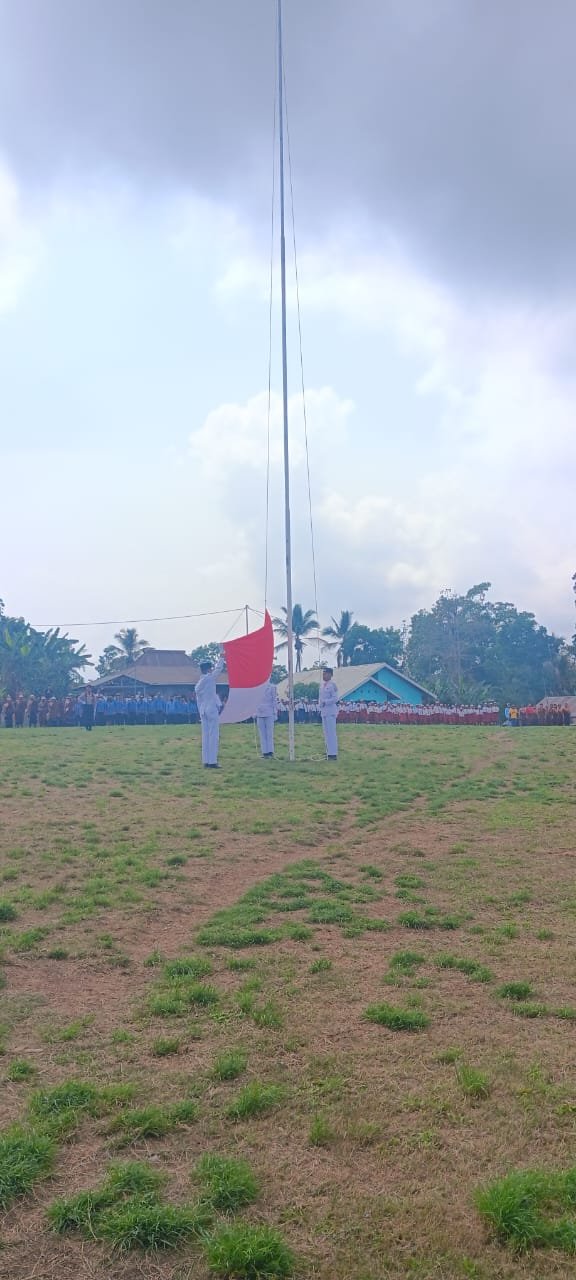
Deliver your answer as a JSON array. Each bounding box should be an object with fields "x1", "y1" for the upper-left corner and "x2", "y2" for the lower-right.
[{"x1": 78, "y1": 688, "x2": 97, "y2": 731}]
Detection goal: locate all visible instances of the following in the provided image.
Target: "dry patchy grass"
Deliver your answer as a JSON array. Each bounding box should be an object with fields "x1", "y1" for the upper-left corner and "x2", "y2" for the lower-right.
[{"x1": 1, "y1": 724, "x2": 576, "y2": 1279}]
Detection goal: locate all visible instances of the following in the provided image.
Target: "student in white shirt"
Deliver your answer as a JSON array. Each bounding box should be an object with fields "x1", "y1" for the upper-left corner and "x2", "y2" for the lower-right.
[
  {"x1": 195, "y1": 654, "x2": 225, "y2": 768},
  {"x1": 256, "y1": 680, "x2": 279, "y2": 757},
  {"x1": 319, "y1": 667, "x2": 339, "y2": 760}
]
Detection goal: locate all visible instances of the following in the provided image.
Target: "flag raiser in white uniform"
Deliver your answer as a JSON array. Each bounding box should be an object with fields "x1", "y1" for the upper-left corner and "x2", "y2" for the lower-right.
[
  {"x1": 319, "y1": 675, "x2": 339, "y2": 758},
  {"x1": 195, "y1": 655, "x2": 224, "y2": 766},
  {"x1": 256, "y1": 680, "x2": 279, "y2": 757}
]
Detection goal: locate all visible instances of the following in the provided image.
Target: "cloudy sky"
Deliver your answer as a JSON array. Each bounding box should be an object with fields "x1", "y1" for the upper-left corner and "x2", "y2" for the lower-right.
[{"x1": 1, "y1": 0, "x2": 575, "y2": 668}]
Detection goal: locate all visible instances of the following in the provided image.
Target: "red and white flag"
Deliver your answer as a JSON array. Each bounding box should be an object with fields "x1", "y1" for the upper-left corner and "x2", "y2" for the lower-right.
[{"x1": 219, "y1": 611, "x2": 275, "y2": 724}]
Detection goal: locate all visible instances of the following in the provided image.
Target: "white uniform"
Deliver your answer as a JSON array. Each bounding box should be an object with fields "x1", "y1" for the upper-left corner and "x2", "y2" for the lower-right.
[
  {"x1": 256, "y1": 681, "x2": 278, "y2": 756},
  {"x1": 195, "y1": 656, "x2": 224, "y2": 766},
  {"x1": 319, "y1": 678, "x2": 339, "y2": 758}
]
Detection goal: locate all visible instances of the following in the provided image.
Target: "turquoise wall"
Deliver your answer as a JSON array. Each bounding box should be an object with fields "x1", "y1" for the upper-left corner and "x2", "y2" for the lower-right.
[
  {"x1": 340, "y1": 668, "x2": 425, "y2": 706},
  {"x1": 341, "y1": 679, "x2": 389, "y2": 704},
  {"x1": 373, "y1": 666, "x2": 424, "y2": 705}
]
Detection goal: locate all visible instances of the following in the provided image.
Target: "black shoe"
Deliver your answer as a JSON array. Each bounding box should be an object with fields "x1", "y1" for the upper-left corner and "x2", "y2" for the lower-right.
[{"x1": 327, "y1": 755, "x2": 338, "y2": 760}]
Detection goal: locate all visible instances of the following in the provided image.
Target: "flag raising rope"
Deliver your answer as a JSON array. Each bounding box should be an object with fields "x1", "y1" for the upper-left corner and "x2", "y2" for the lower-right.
[{"x1": 219, "y1": 611, "x2": 275, "y2": 724}]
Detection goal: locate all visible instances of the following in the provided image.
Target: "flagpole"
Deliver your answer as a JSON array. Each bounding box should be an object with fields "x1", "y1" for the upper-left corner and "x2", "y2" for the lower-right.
[{"x1": 278, "y1": 0, "x2": 295, "y2": 762}]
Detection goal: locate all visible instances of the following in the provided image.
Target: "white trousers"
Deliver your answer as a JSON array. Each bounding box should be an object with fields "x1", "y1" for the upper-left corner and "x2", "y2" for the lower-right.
[
  {"x1": 321, "y1": 712, "x2": 338, "y2": 757},
  {"x1": 201, "y1": 711, "x2": 220, "y2": 765},
  {"x1": 257, "y1": 715, "x2": 275, "y2": 755}
]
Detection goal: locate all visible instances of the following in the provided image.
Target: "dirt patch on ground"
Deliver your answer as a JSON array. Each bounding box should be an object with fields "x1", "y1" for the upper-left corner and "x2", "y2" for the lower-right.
[{"x1": 2, "y1": 728, "x2": 576, "y2": 1279}]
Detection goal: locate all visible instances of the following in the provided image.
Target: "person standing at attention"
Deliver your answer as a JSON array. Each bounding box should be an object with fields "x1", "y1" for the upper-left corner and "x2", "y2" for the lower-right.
[
  {"x1": 319, "y1": 667, "x2": 339, "y2": 760},
  {"x1": 256, "y1": 680, "x2": 279, "y2": 757},
  {"x1": 195, "y1": 653, "x2": 225, "y2": 769},
  {"x1": 78, "y1": 687, "x2": 96, "y2": 731}
]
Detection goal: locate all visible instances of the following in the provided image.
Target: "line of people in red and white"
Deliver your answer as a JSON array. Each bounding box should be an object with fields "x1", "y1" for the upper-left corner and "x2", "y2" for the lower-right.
[
  {"x1": 508, "y1": 703, "x2": 572, "y2": 726},
  {"x1": 337, "y1": 701, "x2": 500, "y2": 724},
  {"x1": 277, "y1": 699, "x2": 500, "y2": 725},
  {"x1": 3, "y1": 691, "x2": 570, "y2": 731}
]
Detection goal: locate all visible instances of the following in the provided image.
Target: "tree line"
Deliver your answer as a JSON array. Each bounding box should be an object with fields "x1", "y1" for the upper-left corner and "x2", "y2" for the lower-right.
[
  {"x1": 271, "y1": 587, "x2": 576, "y2": 705},
  {"x1": 2, "y1": 580, "x2": 575, "y2": 705}
]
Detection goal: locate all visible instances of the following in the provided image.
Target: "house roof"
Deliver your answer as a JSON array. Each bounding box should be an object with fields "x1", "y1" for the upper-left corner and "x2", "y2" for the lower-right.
[
  {"x1": 89, "y1": 649, "x2": 228, "y2": 690},
  {"x1": 276, "y1": 662, "x2": 433, "y2": 701}
]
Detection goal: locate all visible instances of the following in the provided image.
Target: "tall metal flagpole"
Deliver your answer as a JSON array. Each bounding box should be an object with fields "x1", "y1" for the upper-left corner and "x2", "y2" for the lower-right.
[{"x1": 278, "y1": 0, "x2": 295, "y2": 762}]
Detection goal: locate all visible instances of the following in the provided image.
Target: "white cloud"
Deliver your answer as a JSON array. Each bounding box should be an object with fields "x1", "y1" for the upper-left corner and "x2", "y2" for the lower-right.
[
  {"x1": 202, "y1": 227, "x2": 576, "y2": 636},
  {"x1": 189, "y1": 386, "x2": 354, "y2": 478},
  {"x1": 0, "y1": 161, "x2": 38, "y2": 312}
]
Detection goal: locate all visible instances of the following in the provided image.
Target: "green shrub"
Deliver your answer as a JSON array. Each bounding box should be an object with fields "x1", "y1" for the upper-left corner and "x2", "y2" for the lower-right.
[
  {"x1": 212, "y1": 1051, "x2": 248, "y2": 1081},
  {"x1": 0, "y1": 1127, "x2": 56, "y2": 1208},
  {"x1": 195, "y1": 1153, "x2": 259, "y2": 1212},
  {"x1": 475, "y1": 1166, "x2": 576, "y2": 1252},
  {"x1": 252, "y1": 1001, "x2": 283, "y2": 1029},
  {"x1": 399, "y1": 908, "x2": 460, "y2": 931},
  {"x1": 108, "y1": 1100, "x2": 197, "y2": 1143},
  {"x1": 181, "y1": 982, "x2": 220, "y2": 1007},
  {"x1": 435, "y1": 955, "x2": 493, "y2": 983},
  {"x1": 147, "y1": 992, "x2": 188, "y2": 1018},
  {"x1": 7, "y1": 1059, "x2": 37, "y2": 1082},
  {"x1": 309, "y1": 1113, "x2": 336, "y2": 1146},
  {"x1": 164, "y1": 956, "x2": 212, "y2": 981},
  {"x1": 48, "y1": 1160, "x2": 166, "y2": 1236},
  {"x1": 29, "y1": 1079, "x2": 99, "y2": 1122},
  {"x1": 151, "y1": 1037, "x2": 181, "y2": 1057},
  {"x1": 205, "y1": 1222, "x2": 295, "y2": 1277},
  {"x1": 364, "y1": 1003, "x2": 430, "y2": 1032},
  {"x1": 498, "y1": 981, "x2": 535, "y2": 1002},
  {"x1": 457, "y1": 1063, "x2": 492, "y2": 1100},
  {"x1": 389, "y1": 950, "x2": 426, "y2": 973},
  {"x1": 512, "y1": 1002, "x2": 548, "y2": 1019},
  {"x1": 99, "y1": 1200, "x2": 210, "y2": 1251},
  {"x1": 226, "y1": 1082, "x2": 284, "y2": 1120}
]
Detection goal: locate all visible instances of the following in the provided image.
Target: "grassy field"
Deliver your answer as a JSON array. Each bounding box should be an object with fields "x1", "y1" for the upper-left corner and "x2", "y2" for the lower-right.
[{"x1": 0, "y1": 723, "x2": 575, "y2": 1279}]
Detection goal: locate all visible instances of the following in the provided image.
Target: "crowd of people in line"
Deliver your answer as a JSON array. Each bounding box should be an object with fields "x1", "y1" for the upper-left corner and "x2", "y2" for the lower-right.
[
  {"x1": 0, "y1": 692, "x2": 202, "y2": 728},
  {"x1": 294, "y1": 700, "x2": 502, "y2": 725},
  {"x1": 504, "y1": 702, "x2": 572, "y2": 726},
  {"x1": 0, "y1": 691, "x2": 572, "y2": 731}
]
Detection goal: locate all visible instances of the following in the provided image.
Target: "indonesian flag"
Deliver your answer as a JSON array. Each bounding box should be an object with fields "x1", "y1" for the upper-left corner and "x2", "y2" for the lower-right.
[{"x1": 219, "y1": 610, "x2": 275, "y2": 724}]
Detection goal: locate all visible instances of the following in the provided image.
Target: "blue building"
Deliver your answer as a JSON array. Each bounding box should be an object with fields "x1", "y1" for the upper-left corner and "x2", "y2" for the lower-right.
[{"x1": 279, "y1": 662, "x2": 434, "y2": 705}]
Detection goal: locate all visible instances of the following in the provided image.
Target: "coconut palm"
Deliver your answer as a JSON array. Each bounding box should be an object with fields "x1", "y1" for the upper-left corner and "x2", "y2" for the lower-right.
[
  {"x1": 272, "y1": 605, "x2": 319, "y2": 673},
  {"x1": 96, "y1": 627, "x2": 150, "y2": 676},
  {"x1": 113, "y1": 628, "x2": 150, "y2": 664},
  {"x1": 321, "y1": 610, "x2": 354, "y2": 667}
]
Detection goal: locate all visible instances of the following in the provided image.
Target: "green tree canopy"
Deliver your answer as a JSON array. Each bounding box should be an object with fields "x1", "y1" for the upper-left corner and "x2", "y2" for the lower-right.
[
  {"x1": 0, "y1": 601, "x2": 91, "y2": 697},
  {"x1": 341, "y1": 623, "x2": 403, "y2": 668},
  {"x1": 96, "y1": 628, "x2": 150, "y2": 677},
  {"x1": 189, "y1": 642, "x2": 222, "y2": 667},
  {"x1": 293, "y1": 681, "x2": 319, "y2": 700},
  {"x1": 405, "y1": 583, "x2": 576, "y2": 704}
]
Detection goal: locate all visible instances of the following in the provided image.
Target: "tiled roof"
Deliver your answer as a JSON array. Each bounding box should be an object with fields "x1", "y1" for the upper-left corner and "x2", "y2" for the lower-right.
[{"x1": 90, "y1": 649, "x2": 228, "y2": 689}]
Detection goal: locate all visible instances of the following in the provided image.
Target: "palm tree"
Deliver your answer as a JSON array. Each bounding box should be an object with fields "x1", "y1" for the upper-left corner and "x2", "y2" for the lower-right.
[
  {"x1": 113, "y1": 628, "x2": 150, "y2": 664},
  {"x1": 97, "y1": 628, "x2": 150, "y2": 677},
  {"x1": 322, "y1": 610, "x2": 354, "y2": 667},
  {"x1": 273, "y1": 605, "x2": 318, "y2": 673}
]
